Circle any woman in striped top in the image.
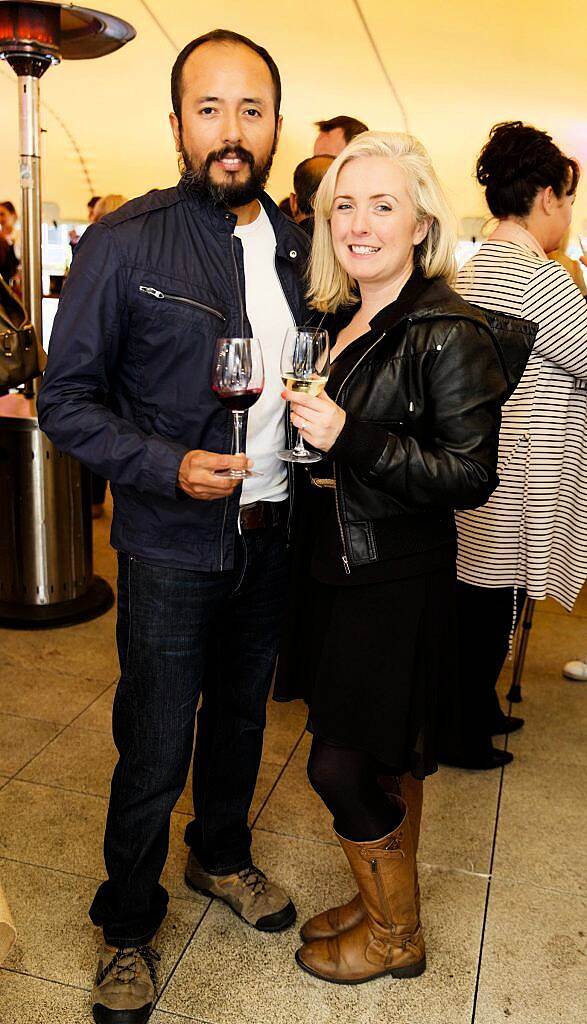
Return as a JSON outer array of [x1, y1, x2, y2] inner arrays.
[[439, 121, 587, 770]]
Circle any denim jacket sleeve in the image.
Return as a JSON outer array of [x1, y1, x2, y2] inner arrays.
[[37, 223, 188, 499]]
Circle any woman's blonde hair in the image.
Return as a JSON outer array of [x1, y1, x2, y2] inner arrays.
[[92, 194, 128, 222], [309, 131, 457, 312]]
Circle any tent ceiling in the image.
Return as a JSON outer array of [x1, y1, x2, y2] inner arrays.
[[1, 0, 586, 231]]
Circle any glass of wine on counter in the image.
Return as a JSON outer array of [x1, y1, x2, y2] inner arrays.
[[212, 337, 264, 478], [278, 326, 330, 464]]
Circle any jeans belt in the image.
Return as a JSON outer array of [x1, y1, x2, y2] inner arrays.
[[239, 500, 285, 531]]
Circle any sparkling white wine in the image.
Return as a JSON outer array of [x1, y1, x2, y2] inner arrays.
[[282, 375, 328, 397]]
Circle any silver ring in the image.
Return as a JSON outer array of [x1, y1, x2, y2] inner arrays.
[[300, 420, 307, 431]]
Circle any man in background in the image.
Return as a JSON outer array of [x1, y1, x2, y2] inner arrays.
[[290, 155, 334, 235], [313, 114, 368, 156]]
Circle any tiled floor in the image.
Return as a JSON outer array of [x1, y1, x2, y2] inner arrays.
[[0, 498, 585, 1023]]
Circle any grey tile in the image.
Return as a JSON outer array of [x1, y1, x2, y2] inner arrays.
[[0, 858, 206, 990], [0, 972, 90, 1023], [492, 759, 587, 896], [0, 713, 60, 774], [255, 733, 334, 844], [151, 1014, 206, 1024], [475, 879, 587, 1023], [0, 780, 206, 907], [502, 679, 587, 767], [515, 609, 587, 690], [0, 780, 107, 878], [262, 698, 307, 766], [151, 1015, 206, 1024], [0, 616, 119, 685], [75, 683, 115, 733], [160, 830, 486, 1024], [0, 660, 110, 726], [17, 723, 118, 797], [420, 766, 499, 875]]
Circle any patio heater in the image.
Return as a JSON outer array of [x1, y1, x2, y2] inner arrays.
[[0, 1, 135, 626]]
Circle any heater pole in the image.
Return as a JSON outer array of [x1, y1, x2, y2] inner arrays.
[[18, 73, 43, 385]]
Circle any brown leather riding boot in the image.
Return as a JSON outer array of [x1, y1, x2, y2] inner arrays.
[[300, 772, 424, 942], [300, 892, 364, 943], [296, 795, 426, 984]]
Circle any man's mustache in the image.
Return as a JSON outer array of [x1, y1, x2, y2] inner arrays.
[[205, 145, 255, 171]]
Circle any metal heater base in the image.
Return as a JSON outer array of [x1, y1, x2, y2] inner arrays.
[[0, 574, 114, 629]]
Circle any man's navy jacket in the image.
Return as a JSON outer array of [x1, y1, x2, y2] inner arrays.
[[38, 183, 309, 571]]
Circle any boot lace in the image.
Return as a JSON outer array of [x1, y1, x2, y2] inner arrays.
[[237, 866, 268, 897], [97, 944, 161, 997]]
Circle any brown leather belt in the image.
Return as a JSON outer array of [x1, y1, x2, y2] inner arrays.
[[239, 500, 286, 531]]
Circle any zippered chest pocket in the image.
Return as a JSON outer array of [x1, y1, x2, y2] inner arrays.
[[138, 284, 226, 323]]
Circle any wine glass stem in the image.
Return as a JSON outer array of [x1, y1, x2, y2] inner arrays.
[[292, 428, 308, 457], [232, 411, 245, 457]]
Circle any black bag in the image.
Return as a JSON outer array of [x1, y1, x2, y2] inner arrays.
[[0, 276, 46, 392]]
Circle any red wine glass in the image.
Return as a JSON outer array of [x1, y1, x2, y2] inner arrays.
[[212, 337, 264, 479]]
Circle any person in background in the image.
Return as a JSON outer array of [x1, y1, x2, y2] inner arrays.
[[313, 114, 368, 156], [0, 201, 20, 291], [68, 195, 102, 248], [39, 28, 308, 1023], [290, 155, 334, 235], [438, 121, 587, 770], [274, 130, 517, 985], [278, 196, 294, 218], [88, 194, 129, 519], [0, 233, 17, 286]]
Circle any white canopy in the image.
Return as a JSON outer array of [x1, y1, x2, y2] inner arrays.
[[1, 0, 586, 232]]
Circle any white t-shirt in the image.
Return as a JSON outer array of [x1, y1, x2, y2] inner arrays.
[[234, 203, 294, 504]]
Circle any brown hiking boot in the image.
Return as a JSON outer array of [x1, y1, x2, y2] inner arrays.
[[185, 851, 296, 931], [92, 940, 160, 1023], [295, 795, 425, 984]]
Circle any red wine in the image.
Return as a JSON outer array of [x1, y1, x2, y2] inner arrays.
[[212, 386, 263, 412]]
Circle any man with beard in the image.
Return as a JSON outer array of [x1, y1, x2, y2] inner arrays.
[[38, 29, 308, 1024]]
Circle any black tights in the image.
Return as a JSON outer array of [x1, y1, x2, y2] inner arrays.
[[307, 736, 402, 842]]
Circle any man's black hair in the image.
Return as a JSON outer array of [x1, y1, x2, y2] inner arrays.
[[293, 156, 334, 216], [171, 29, 281, 127], [315, 115, 368, 144], [87, 196, 101, 209]]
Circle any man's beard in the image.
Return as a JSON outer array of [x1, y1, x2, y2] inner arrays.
[[180, 140, 276, 208]]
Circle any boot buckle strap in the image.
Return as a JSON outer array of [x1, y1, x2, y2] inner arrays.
[[359, 847, 405, 861]]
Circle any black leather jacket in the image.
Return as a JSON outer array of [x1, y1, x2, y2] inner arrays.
[[319, 275, 536, 571]]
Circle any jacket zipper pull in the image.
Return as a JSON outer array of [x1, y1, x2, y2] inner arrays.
[[342, 555, 351, 575], [139, 286, 164, 299]]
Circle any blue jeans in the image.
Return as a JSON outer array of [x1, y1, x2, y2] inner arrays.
[[89, 520, 289, 947]]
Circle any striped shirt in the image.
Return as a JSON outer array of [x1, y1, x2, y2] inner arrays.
[[455, 239, 587, 611]]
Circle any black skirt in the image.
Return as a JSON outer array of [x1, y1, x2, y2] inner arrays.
[[274, 565, 458, 779]]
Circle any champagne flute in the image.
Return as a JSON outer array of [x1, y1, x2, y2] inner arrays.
[[212, 337, 264, 478], [278, 326, 330, 464]]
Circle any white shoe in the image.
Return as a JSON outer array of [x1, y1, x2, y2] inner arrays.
[[562, 656, 587, 681]]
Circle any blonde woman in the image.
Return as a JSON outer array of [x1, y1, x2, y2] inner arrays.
[[274, 131, 534, 984]]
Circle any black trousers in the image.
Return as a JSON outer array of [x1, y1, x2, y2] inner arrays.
[[440, 581, 526, 760]]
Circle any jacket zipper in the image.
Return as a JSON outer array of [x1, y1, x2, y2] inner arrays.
[[139, 285, 225, 321], [332, 331, 387, 574]]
